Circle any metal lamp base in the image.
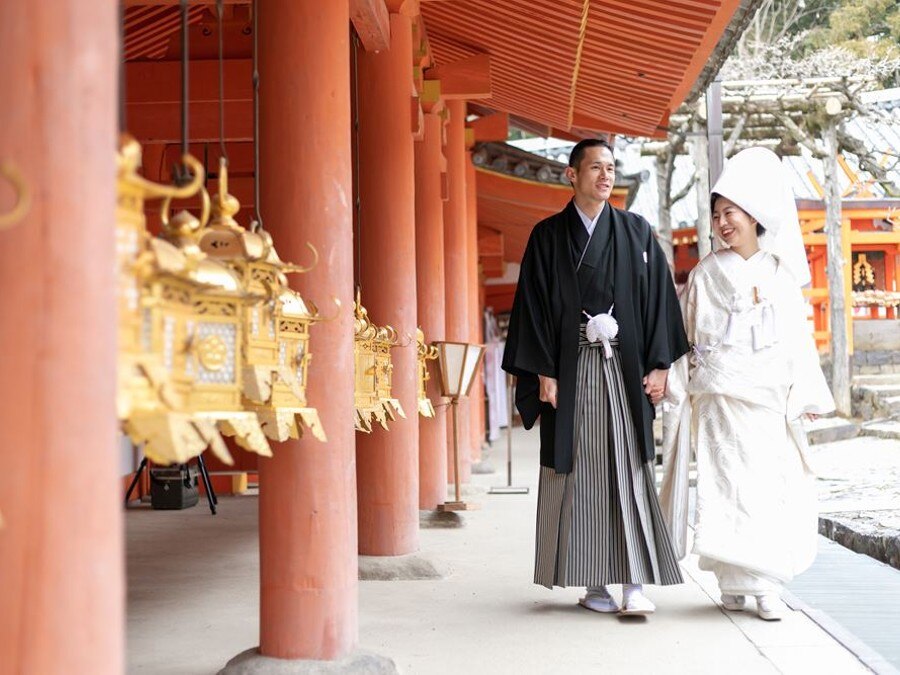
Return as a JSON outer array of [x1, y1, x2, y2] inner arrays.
[[488, 486, 529, 495], [437, 501, 479, 512]]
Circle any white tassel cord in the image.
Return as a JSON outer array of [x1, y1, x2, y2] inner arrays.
[[583, 305, 618, 359]]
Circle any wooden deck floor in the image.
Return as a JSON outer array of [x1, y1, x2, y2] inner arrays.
[[787, 536, 900, 675]]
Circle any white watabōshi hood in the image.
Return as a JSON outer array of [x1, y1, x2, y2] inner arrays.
[[711, 147, 811, 287]]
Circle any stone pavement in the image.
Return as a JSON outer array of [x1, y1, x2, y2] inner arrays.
[[127, 425, 874, 674], [813, 435, 900, 571]]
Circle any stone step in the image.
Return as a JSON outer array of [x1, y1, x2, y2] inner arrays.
[[885, 396, 900, 414], [806, 416, 861, 445], [852, 383, 900, 420], [853, 384, 900, 397], [860, 419, 900, 440], [852, 373, 900, 386], [854, 364, 900, 376]]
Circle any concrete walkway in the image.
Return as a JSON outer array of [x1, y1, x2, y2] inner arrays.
[[126, 427, 871, 674]]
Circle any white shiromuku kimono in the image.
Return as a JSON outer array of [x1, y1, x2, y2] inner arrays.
[[660, 248, 835, 594]]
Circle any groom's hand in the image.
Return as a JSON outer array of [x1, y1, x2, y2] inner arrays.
[[643, 369, 668, 405], [538, 375, 558, 409]]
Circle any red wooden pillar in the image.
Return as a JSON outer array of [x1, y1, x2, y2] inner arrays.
[[466, 153, 486, 461], [415, 109, 449, 510], [355, 12, 420, 556], [0, 3, 123, 673], [443, 99, 472, 484], [256, 0, 358, 660]]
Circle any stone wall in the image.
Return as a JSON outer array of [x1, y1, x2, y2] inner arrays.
[[854, 319, 900, 351]]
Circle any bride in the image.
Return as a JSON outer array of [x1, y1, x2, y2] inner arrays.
[[660, 147, 834, 621]]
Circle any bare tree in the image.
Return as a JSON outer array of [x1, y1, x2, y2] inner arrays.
[[641, 111, 699, 266]]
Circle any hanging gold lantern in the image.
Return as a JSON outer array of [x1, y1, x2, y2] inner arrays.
[[116, 135, 238, 467], [199, 159, 328, 443], [353, 292, 405, 431], [416, 328, 439, 418], [133, 178, 275, 465], [354, 294, 379, 432], [373, 324, 405, 425]]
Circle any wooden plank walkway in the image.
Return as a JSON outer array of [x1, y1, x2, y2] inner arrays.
[[786, 536, 900, 675]]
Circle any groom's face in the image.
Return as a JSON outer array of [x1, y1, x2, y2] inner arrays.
[[566, 146, 615, 204]]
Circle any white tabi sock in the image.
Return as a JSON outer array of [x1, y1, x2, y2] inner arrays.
[[623, 584, 643, 604]]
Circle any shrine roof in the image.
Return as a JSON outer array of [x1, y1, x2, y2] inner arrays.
[[421, 0, 760, 138]]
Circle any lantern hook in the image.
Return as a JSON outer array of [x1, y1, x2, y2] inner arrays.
[[311, 296, 342, 323], [283, 241, 319, 274]]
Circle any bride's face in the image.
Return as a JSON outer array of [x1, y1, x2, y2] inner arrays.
[[712, 197, 758, 250]]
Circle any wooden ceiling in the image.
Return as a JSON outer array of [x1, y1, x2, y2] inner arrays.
[[124, 1, 749, 138], [420, 0, 744, 138]]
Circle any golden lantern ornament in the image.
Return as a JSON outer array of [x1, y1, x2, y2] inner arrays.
[[373, 323, 406, 425], [353, 291, 404, 432], [416, 328, 439, 418], [199, 158, 328, 443], [353, 294, 380, 432], [116, 135, 239, 467]]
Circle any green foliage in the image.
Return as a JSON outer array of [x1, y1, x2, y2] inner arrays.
[[805, 0, 900, 59]]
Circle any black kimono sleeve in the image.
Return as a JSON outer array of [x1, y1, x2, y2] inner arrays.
[[502, 224, 558, 431], [502, 225, 557, 378], [642, 224, 690, 372]]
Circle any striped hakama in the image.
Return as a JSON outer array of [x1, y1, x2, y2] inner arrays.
[[534, 329, 683, 588]]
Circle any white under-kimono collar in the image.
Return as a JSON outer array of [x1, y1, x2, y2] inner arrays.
[[711, 147, 811, 287]]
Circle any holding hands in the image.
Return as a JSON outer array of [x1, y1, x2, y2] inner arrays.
[[643, 368, 668, 405]]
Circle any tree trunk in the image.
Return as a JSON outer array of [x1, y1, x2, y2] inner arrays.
[[692, 118, 713, 258], [823, 121, 851, 416], [655, 154, 674, 267]]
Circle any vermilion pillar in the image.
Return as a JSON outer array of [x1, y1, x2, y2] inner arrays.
[[257, 0, 357, 660], [0, 3, 123, 673], [466, 154, 486, 461], [443, 99, 472, 484], [415, 110, 448, 510], [355, 12, 420, 556]]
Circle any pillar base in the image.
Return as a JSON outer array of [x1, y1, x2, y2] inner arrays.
[[219, 648, 398, 675], [358, 552, 448, 581], [419, 509, 464, 529]]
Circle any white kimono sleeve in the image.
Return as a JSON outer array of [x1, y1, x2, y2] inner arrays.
[[659, 271, 697, 560]]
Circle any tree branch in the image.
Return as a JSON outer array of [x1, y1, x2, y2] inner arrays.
[[771, 110, 827, 158], [837, 126, 900, 198], [671, 173, 697, 204], [724, 113, 748, 156]]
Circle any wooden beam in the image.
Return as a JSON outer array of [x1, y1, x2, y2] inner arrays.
[[350, 0, 390, 52], [470, 112, 508, 142], [804, 231, 900, 246], [126, 100, 252, 144], [126, 60, 252, 103], [123, 0, 245, 4], [426, 53, 491, 100]]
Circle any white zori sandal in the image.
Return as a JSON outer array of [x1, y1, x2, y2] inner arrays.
[[619, 585, 655, 616], [579, 587, 620, 613], [721, 594, 746, 611], [755, 594, 785, 621]]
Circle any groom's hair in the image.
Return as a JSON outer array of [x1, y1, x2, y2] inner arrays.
[[568, 138, 615, 171], [711, 193, 767, 237]]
